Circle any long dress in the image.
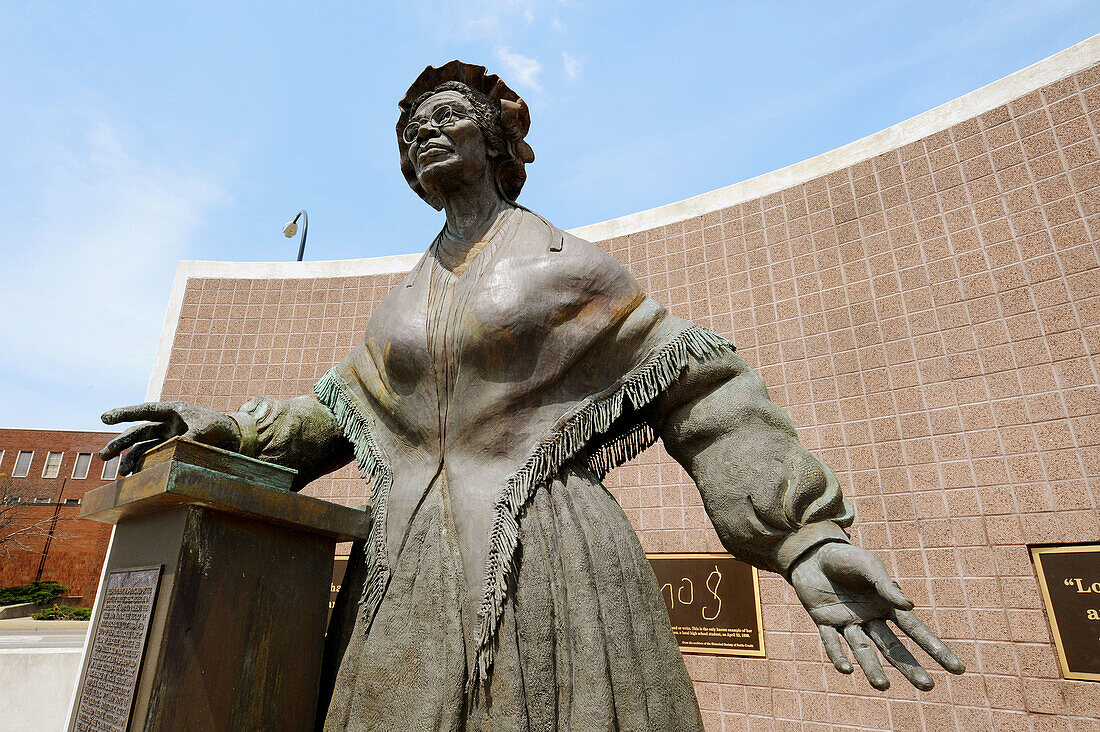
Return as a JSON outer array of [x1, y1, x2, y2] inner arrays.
[[238, 207, 854, 731]]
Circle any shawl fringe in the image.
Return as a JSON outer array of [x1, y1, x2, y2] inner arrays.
[[315, 368, 393, 627], [317, 328, 735, 693], [468, 325, 735, 691]]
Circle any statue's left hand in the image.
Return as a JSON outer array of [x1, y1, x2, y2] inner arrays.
[[99, 401, 240, 476], [789, 541, 965, 691]]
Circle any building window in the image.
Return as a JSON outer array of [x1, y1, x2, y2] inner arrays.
[[12, 451, 33, 478], [102, 455, 120, 481], [0, 450, 5, 471], [72, 453, 92, 480], [42, 452, 64, 479], [35, 497, 50, 504], [65, 498, 81, 506]]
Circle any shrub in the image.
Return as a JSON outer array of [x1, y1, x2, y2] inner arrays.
[[0, 580, 67, 606], [31, 605, 91, 620]]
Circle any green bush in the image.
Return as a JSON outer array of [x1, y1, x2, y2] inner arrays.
[[31, 604, 91, 620], [0, 580, 67, 606]]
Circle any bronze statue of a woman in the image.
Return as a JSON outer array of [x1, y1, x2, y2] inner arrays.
[[101, 61, 964, 730]]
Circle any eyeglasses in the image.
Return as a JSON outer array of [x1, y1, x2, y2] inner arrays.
[[402, 104, 475, 144]]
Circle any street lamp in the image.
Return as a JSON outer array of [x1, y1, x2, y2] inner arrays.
[[283, 210, 308, 261]]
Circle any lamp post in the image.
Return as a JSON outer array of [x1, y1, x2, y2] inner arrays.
[[283, 210, 308, 261]]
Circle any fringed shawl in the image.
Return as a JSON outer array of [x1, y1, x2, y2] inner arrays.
[[315, 209, 735, 689]]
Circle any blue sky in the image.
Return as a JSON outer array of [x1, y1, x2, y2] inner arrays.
[[1, 1, 1098, 431]]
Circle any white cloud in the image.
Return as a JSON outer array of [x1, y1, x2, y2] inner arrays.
[[562, 51, 581, 81], [0, 110, 228, 429], [495, 47, 543, 91], [463, 0, 540, 37]]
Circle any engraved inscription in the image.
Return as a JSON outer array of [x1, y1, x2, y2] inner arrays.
[[648, 554, 765, 657], [74, 566, 161, 731], [1033, 545, 1100, 681], [328, 555, 349, 626]]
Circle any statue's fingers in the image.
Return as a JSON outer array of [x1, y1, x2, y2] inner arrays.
[[866, 619, 933, 691], [843, 624, 889, 690], [101, 402, 181, 426], [874, 579, 914, 611], [818, 626, 853, 674], [119, 439, 163, 476], [100, 422, 171, 461], [892, 610, 965, 674]]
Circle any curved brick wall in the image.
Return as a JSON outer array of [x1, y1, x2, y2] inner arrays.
[[155, 49, 1100, 730]]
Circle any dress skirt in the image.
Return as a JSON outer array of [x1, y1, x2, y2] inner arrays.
[[320, 463, 704, 731]]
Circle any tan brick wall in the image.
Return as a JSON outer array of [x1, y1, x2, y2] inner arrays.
[[159, 64, 1100, 730]]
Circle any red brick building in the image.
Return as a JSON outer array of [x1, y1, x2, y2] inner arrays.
[[0, 428, 119, 605]]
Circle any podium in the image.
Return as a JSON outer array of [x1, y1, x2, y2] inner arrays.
[[67, 438, 372, 732]]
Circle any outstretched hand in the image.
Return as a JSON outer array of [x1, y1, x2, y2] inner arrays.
[[100, 401, 240, 476], [789, 541, 964, 691]]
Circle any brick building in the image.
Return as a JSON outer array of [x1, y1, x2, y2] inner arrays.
[[0, 428, 119, 605], [132, 36, 1100, 730]]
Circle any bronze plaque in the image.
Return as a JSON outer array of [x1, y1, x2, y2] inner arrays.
[[1032, 544, 1100, 681], [648, 553, 764, 657], [328, 555, 350, 625], [74, 565, 162, 731]]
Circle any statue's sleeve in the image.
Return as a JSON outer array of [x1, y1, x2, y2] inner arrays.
[[229, 395, 354, 492], [647, 346, 854, 576]]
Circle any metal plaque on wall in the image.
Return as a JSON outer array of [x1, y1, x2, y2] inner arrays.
[[329, 555, 350, 625], [73, 565, 163, 731], [647, 553, 765, 657], [1032, 544, 1100, 681]]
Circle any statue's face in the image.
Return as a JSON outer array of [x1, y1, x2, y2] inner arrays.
[[406, 91, 490, 196]]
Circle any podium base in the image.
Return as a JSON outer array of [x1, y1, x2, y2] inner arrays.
[[68, 439, 371, 732]]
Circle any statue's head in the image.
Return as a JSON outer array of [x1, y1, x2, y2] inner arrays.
[[398, 61, 535, 210]]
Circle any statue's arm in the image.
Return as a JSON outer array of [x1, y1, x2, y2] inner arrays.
[[648, 348, 852, 575], [648, 347, 964, 690], [100, 396, 353, 492], [230, 395, 354, 491]]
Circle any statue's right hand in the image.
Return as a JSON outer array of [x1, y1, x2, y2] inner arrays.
[[100, 401, 241, 476]]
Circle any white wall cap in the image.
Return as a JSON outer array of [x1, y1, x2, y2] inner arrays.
[[570, 33, 1100, 242]]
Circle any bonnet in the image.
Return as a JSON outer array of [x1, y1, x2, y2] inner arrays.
[[397, 60, 535, 210]]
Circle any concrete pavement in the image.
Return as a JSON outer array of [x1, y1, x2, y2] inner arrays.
[[0, 617, 88, 649], [0, 618, 87, 730]]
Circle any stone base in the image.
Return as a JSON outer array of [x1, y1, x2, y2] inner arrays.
[[68, 439, 371, 731]]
